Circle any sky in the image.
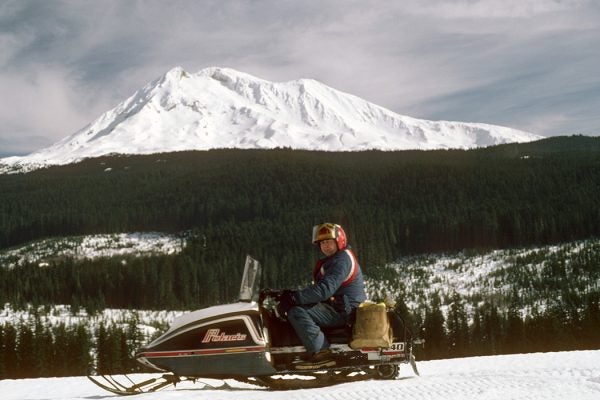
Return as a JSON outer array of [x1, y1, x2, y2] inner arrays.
[[1, 0, 599, 157]]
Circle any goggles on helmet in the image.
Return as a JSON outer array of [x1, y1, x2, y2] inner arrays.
[[311, 223, 347, 250]]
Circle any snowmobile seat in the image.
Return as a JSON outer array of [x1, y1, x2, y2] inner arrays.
[[322, 324, 353, 344]]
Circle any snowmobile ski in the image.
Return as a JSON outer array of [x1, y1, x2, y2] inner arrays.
[[87, 373, 187, 395]]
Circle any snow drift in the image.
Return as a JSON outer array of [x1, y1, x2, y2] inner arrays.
[[1, 350, 599, 400]]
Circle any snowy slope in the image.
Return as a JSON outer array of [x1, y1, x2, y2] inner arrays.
[[368, 241, 599, 316], [3, 232, 597, 322], [2, 350, 599, 400], [0, 232, 187, 268], [0, 66, 542, 171]]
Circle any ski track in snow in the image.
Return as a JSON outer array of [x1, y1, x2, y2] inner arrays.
[[2, 350, 600, 400]]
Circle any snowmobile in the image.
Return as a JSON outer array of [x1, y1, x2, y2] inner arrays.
[[88, 255, 420, 395]]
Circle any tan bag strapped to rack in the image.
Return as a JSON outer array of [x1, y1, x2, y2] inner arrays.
[[349, 301, 393, 349]]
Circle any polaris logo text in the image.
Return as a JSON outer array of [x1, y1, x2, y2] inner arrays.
[[202, 329, 247, 343]]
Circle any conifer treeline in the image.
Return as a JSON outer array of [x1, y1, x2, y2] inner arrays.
[[1, 136, 600, 376], [0, 316, 146, 379], [391, 240, 600, 359], [2, 136, 600, 262], [0, 250, 247, 311], [415, 291, 600, 360], [2, 137, 600, 310], [1, 291, 599, 378]]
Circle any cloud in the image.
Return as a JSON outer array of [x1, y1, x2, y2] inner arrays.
[[0, 66, 112, 147], [0, 0, 599, 155], [404, 0, 589, 20], [0, 135, 50, 157]]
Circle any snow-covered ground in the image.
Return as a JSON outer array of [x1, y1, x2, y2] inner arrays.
[[0, 303, 183, 338], [1, 350, 599, 400], [3, 233, 599, 327], [366, 238, 600, 319], [0, 232, 187, 268]]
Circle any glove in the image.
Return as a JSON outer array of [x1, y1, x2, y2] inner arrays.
[[277, 290, 297, 315]]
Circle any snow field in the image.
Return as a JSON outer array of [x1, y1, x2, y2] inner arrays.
[[0, 232, 186, 268], [1, 350, 599, 400]]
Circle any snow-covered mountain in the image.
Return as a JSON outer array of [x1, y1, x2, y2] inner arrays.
[[0, 66, 542, 170]]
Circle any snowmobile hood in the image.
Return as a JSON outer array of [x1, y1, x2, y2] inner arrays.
[[165, 302, 258, 334]]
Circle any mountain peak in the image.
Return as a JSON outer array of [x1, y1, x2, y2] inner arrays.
[[163, 66, 190, 81], [0, 66, 543, 172]]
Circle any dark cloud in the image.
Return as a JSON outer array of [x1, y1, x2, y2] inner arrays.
[[0, 134, 53, 157], [1, 0, 599, 156]]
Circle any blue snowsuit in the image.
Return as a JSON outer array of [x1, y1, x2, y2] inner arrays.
[[287, 248, 367, 353]]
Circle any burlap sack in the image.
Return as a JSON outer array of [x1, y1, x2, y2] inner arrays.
[[350, 302, 393, 349]]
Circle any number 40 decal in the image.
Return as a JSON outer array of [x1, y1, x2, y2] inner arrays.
[[389, 342, 405, 351]]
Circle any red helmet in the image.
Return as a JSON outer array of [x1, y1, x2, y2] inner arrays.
[[311, 223, 347, 250]]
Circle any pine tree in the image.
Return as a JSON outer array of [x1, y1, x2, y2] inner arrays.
[[446, 291, 469, 358], [503, 303, 525, 354], [2, 323, 18, 378], [470, 306, 485, 356], [16, 321, 35, 378], [421, 293, 447, 360], [52, 323, 69, 377], [33, 316, 54, 377], [0, 324, 5, 378], [580, 293, 600, 349], [124, 314, 145, 372], [69, 324, 92, 375], [482, 303, 502, 355], [95, 323, 111, 375]]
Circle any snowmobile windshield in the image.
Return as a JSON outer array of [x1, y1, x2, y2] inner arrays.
[[239, 255, 261, 302]]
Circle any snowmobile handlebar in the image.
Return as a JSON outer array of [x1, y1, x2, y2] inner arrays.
[[258, 289, 291, 321], [258, 288, 284, 306]]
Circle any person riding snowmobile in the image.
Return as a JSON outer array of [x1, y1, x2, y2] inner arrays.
[[278, 223, 367, 369]]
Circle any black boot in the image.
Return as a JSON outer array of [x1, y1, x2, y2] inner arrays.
[[294, 348, 336, 370]]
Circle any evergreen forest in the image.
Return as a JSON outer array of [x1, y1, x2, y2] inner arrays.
[[1, 135, 600, 377]]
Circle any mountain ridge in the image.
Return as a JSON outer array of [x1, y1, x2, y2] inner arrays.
[[1, 66, 542, 171]]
